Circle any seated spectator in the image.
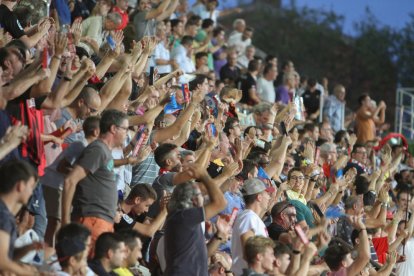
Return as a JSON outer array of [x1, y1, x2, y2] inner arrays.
[[171, 35, 195, 74], [268, 201, 297, 241], [257, 63, 278, 103], [241, 236, 275, 276], [302, 78, 322, 121], [220, 50, 241, 87], [238, 59, 261, 106], [271, 241, 292, 276], [0, 160, 39, 275], [228, 26, 254, 57], [343, 144, 369, 175], [115, 229, 147, 276], [55, 238, 87, 276], [88, 232, 126, 276], [237, 45, 255, 71]]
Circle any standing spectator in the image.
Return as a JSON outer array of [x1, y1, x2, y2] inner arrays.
[[238, 59, 260, 106], [62, 110, 129, 250], [257, 63, 278, 103], [302, 78, 322, 121], [228, 18, 246, 39], [319, 121, 334, 143], [274, 60, 294, 87], [323, 84, 346, 133], [211, 26, 227, 77], [169, 19, 185, 49], [237, 45, 255, 71], [154, 23, 176, 74], [231, 178, 274, 275], [164, 165, 227, 276], [220, 50, 241, 87], [170, 0, 188, 22], [171, 35, 195, 74], [0, 160, 39, 275], [267, 201, 297, 241], [195, 52, 209, 74], [343, 144, 369, 175], [228, 26, 254, 57], [0, 0, 52, 48], [275, 71, 295, 105], [132, 0, 172, 41], [355, 94, 386, 143], [55, 238, 88, 276], [241, 236, 276, 276]]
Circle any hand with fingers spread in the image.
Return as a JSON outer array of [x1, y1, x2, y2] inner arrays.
[[54, 32, 68, 57], [185, 164, 208, 180], [2, 123, 29, 148], [135, 145, 152, 164], [222, 162, 239, 178], [348, 215, 365, 230], [71, 18, 82, 46]]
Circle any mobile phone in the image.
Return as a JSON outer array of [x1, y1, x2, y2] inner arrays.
[[42, 48, 48, 69], [181, 83, 190, 103], [148, 66, 154, 86], [280, 121, 288, 136], [294, 224, 309, 245], [205, 123, 217, 137]]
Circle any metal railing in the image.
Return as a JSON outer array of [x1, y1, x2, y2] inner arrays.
[[395, 88, 414, 139]]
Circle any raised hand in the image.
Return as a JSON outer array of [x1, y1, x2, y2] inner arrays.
[[71, 18, 82, 46], [54, 32, 68, 57], [2, 122, 29, 147]]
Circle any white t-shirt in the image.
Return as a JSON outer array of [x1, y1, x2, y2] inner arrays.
[[153, 42, 172, 74], [171, 44, 195, 74], [397, 237, 414, 276], [236, 55, 250, 70], [228, 32, 252, 56], [257, 77, 275, 102], [231, 209, 268, 275]]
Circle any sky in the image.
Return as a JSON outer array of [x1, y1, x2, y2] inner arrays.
[[189, 0, 414, 36]]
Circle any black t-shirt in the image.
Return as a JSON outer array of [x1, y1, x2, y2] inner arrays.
[[0, 199, 17, 259], [220, 64, 241, 86], [164, 207, 208, 276], [238, 73, 256, 105], [0, 4, 25, 38], [267, 222, 287, 241], [302, 90, 321, 115]]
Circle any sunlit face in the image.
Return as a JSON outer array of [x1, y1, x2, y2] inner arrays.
[[281, 206, 297, 230], [289, 171, 305, 193], [398, 192, 409, 210], [139, 0, 152, 11], [352, 147, 368, 164], [260, 247, 276, 273], [181, 154, 196, 168], [282, 157, 295, 175]]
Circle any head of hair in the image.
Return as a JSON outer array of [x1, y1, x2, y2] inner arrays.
[[94, 232, 123, 260], [106, 12, 122, 26], [303, 123, 316, 133], [56, 223, 91, 244], [358, 93, 370, 106], [252, 102, 272, 115], [287, 167, 303, 180], [187, 15, 201, 25], [83, 116, 100, 138], [244, 236, 275, 265], [307, 78, 317, 87], [243, 126, 256, 138], [245, 26, 254, 33], [154, 143, 178, 167], [265, 55, 276, 63], [181, 35, 194, 46], [344, 195, 359, 210], [168, 181, 199, 212], [273, 241, 292, 257], [232, 18, 245, 28], [263, 63, 275, 76], [180, 150, 195, 159], [13, 7, 32, 28], [0, 160, 38, 195], [223, 117, 239, 136], [247, 59, 260, 72], [212, 26, 224, 37], [170, 19, 183, 29], [334, 130, 348, 144], [354, 175, 370, 195], [195, 52, 208, 60], [324, 239, 352, 271], [238, 159, 257, 181], [99, 109, 128, 135], [189, 74, 208, 91], [126, 184, 157, 202], [351, 144, 366, 155], [202, 18, 214, 29], [117, 229, 141, 250]]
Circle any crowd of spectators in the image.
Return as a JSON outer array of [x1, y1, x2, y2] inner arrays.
[[0, 0, 412, 275]]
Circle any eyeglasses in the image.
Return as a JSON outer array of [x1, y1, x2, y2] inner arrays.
[[290, 176, 304, 181], [116, 125, 129, 131], [284, 163, 294, 168], [84, 102, 97, 113]]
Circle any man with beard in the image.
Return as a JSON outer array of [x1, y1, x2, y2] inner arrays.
[[267, 201, 297, 241], [147, 143, 193, 218]]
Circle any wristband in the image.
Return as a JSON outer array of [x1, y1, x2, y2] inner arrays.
[[224, 270, 232, 274], [52, 55, 61, 60], [292, 249, 300, 255], [63, 76, 72, 82]]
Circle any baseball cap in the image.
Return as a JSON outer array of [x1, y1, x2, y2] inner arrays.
[[56, 238, 85, 261], [241, 178, 275, 196]]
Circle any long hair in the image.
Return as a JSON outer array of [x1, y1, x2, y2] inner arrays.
[[167, 181, 198, 212]]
